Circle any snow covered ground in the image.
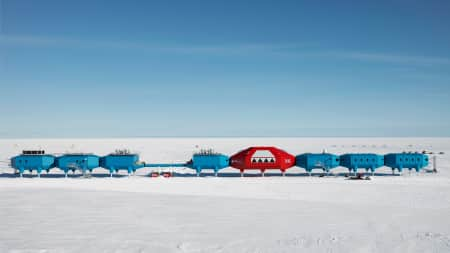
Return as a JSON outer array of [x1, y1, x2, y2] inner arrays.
[[0, 138, 449, 253]]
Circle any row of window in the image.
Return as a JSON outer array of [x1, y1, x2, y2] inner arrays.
[[17, 160, 86, 164], [71, 160, 86, 163], [352, 158, 379, 163], [251, 158, 276, 163], [399, 158, 422, 162], [349, 158, 424, 163]]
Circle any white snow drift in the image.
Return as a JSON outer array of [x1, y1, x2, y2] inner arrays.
[[0, 138, 449, 253]]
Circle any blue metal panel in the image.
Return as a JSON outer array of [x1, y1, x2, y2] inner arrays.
[[339, 153, 384, 172], [55, 154, 100, 173], [295, 153, 340, 172], [384, 153, 429, 172], [11, 154, 56, 175], [100, 154, 145, 173], [188, 154, 229, 174]]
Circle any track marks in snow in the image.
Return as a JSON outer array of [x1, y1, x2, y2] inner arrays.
[[176, 241, 226, 253], [415, 232, 450, 250], [276, 235, 346, 252]]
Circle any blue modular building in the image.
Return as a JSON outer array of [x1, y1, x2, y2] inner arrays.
[[55, 154, 100, 176], [384, 153, 429, 172], [295, 153, 340, 174], [186, 151, 230, 176], [11, 150, 55, 177], [339, 153, 384, 174], [100, 150, 145, 176]]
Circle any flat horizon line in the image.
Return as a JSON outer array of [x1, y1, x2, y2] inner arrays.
[[0, 136, 449, 139]]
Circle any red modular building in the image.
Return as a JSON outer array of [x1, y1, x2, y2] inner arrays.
[[230, 146, 295, 175]]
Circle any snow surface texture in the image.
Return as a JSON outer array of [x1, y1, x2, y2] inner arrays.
[[0, 138, 449, 253]]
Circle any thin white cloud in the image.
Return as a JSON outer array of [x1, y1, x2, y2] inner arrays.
[[326, 51, 450, 65], [0, 34, 302, 54], [1, 34, 449, 66]]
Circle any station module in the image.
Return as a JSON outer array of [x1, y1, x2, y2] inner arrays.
[[384, 152, 429, 173], [99, 149, 145, 176], [296, 153, 340, 175], [55, 154, 100, 177], [339, 153, 384, 175], [186, 149, 229, 176], [11, 150, 55, 177], [230, 146, 295, 176]]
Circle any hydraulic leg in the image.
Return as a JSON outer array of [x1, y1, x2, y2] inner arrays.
[[214, 167, 219, 177]]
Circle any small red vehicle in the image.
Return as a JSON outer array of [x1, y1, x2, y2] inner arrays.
[[151, 171, 172, 178], [162, 171, 172, 178]]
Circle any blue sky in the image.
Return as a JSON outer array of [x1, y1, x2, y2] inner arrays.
[[1, 0, 450, 137]]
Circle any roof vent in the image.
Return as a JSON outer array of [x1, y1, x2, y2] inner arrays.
[[22, 150, 45, 155]]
